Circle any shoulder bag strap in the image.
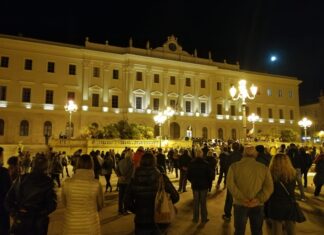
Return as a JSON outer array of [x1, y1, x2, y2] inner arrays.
[[279, 181, 290, 196]]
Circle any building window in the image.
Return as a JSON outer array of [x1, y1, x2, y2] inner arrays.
[[202, 127, 208, 139], [113, 69, 119, 79], [170, 76, 176, 85], [92, 94, 99, 107], [170, 99, 176, 109], [135, 97, 142, 109], [217, 82, 222, 91], [185, 101, 191, 113], [288, 90, 293, 98], [45, 90, 54, 104], [0, 119, 4, 136], [200, 102, 206, 114], [153, 98, 159, 111], [185, 78, 191, 87], [22, 88, 31, 102], [154, 74, 159, 83], [24, 59, 33, 70], [43, 121, 52, 137], [47, 62, 55, 73], [231, 129, 237, 140], [290, 110, 294, 120], [230, 105, 236, 116], [93, 67, 100, 77], [217, 104, 223, 115], [279, 109, 284, 119], [257, 107, 261, 116], [0, 56, 9, 68], [0, 86, 7, 101], [268, 108, 273, 118], [20, 120, 29, 136], [201, 79, 206, 88], [112, 95, 118, 108], [136, 72, 143, 81], [218, 128, 223, 139], [67, 92, 75, 100], [278, 89, 283, 97], [267, 88, 272, 96], [69, 64, 76, 75]]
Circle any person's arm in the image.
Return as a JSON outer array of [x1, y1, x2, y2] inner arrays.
[[255, 168, 274, 203], [226, 166, 247, 203], [163, 174, 179, 204], [45, 180, 57, 215]]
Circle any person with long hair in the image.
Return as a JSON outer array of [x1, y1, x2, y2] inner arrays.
[[61, 154, 104, 235], [266, 153, 299, 235]]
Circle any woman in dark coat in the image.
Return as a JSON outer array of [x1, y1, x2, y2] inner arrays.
[[313, 148, 324, 196], [125, 151, 179, 235], [266, 153, 299, 235]]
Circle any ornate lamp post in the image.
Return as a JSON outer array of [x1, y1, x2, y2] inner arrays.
[[154, 112, 167, 147], [298, 117, 312, 142], [163, 106, 175, 139], [229, 80, 258, 142], [248, 113, 259, 138], [64, 100, 78, 139]]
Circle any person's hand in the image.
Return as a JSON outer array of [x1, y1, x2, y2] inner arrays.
[[247, 198, 260, 208]]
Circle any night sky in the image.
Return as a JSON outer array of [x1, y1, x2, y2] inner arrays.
[[1, 0, 323, 105]]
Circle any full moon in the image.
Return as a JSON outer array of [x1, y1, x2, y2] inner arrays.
[[270, 56, 277, 62]]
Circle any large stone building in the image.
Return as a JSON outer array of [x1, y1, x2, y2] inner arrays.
[[0, 34, 301, 145], [300, 90, 324, 140]]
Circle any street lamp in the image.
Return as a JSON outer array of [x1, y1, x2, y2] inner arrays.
[[229, 80, 258, 141], [154, 112, 167, 147], [248, 113, 259, 138], [64, 100, 78, 139], [163, 106, 175, 139], [298, 117, 312, 142]]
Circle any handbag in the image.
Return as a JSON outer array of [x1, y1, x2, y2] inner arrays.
[[154, 174, 176, 224], [279, 181, 306, 223]]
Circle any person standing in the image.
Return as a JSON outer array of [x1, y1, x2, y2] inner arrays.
[[205, 150, 217, 192], [222, 142, 243, 222], [5, 154, 57, 235], [266, 153, 300, 235], [0, 147, 11, 235], [156, 147, 167, 174], [102, 152, 114, 192], [60, 151, 70, 177], [313, 147, 324, 196], [61, 154, 104, 235], [187, 147, 213, 223], [216, 146, 230, 190], [178, 149, 192, 192], [227, 145, 273, 235]]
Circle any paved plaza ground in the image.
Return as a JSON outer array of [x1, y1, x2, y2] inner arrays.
[[48, 169, 324, 235]]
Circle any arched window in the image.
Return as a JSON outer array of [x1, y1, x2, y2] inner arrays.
[[0, 119, 4, 136], [170, 122, 180, 139], [186, 126, 192, 138], [202, 127, 208, 139], [20, 120, 29, 136], [218, 128, 223, 140], [231, 128, 237, 140], [43, 121, 52, 137]]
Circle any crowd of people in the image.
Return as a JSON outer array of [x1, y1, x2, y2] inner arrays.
[[0, 141, 323, 235]]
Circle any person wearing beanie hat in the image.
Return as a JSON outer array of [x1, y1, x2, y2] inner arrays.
[[226, 145, 273, 235]]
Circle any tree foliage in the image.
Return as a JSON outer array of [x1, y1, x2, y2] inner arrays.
[[280, 129, 298, 142]]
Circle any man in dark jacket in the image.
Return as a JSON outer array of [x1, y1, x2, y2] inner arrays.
[[216, 146, 230, 190], [0, 147, 11, 235], [256, 145, 272, 167], [156, 148, 167, 173], [187, 147, 213, 223], [178, 149, 192, 192], [222, 142, 243, 222], [5, 154, 57, 235]]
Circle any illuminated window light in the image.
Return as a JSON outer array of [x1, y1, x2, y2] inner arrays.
[[195, 112, 200, 117], [216, 115, 224, 120], [202, 113, 208, 117], [0, 101, 8, 108], [239, 116, 242, 120], [43, 104, 54, 110], [290, 120, 294, 124], [268, 118, 274, 123], [225, 115, 230, 120], [147, 109, 152, 114], [279, 119, 285, 124], [180, 111, 184, 116], [102, 107, 109, 112], [259, 118, 263, 122], [128, 107, 133, 113], [114, 108, 120, 114], [187, 112, 194, 116], [82, 105, 88, 111], [25, 103, 32, 109], [233, 116, 237, 120]]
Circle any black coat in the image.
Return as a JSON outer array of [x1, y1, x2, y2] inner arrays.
[[0, 167, 11, 234], [5, 172, 57, 235], [224, 150, 242, 173], [125, 166, 179, 225], [187, 158, 213, 190], [266, 179, 296, 221], [314, 155, 324, 185], [205, 156, 217, 180]]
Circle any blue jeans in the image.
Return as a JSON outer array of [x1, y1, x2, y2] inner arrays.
[[234, 205, 264, 235], [192, 189, 208, 222], [224, 189, 233, 217]]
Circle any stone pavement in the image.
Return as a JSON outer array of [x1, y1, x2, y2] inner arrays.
[[48, 171, 324, 235]]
